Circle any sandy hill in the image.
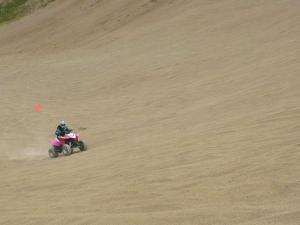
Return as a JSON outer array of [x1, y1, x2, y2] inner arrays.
[[0, 0, 299, 224]]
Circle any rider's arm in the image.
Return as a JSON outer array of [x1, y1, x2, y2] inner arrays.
[[66, 126, 72, 133], [55, 129, 61, 137]]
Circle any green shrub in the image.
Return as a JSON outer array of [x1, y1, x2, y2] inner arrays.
[[0, 0, 28, 23], [0, 0, 54, 24]]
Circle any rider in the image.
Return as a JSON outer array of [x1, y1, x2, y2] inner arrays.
[[55, 120, 72, 139]]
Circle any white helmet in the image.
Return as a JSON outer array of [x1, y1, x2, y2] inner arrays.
[[59, 120, 66, 126]]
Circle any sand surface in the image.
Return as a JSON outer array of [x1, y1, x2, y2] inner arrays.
[[0, 0, 300, 224]]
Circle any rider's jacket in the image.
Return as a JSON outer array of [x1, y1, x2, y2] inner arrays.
[[55, 125, 71, 138]]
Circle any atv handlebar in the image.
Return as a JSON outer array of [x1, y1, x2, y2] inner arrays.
[[66, 129, 73, 134]]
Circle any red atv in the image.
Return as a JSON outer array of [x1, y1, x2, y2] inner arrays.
[[48, 131, 87, 158]]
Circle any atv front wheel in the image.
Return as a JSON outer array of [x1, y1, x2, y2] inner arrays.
[[78, 140, 87, 151], [62, 144, 72, 156], [48, 147, 58, 158]]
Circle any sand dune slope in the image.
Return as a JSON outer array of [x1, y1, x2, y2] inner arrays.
[[0, 0, 300, 224]]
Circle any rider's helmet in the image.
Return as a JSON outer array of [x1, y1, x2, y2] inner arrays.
[[59, 120, 66, 127]]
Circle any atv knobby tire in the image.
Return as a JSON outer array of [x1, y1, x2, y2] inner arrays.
[[62, 144, 72, 156], [78, 140, 87, 151], [49, 147, 58, 158]]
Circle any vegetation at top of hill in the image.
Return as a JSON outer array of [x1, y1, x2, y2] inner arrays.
[[0, 0, 54, 24]]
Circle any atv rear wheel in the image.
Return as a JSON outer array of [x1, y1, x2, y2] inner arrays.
[[48, 147, 58, 158], [62, 144, 72, 156], [78, 140, 87, 151]]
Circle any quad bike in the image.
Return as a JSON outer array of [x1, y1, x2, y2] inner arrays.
[[48, 130, 87, 158]]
